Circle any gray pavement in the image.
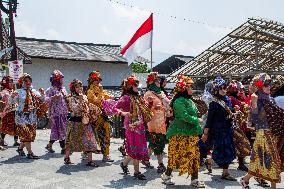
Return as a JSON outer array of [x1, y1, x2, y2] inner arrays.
[[0, 129, 283, 189]]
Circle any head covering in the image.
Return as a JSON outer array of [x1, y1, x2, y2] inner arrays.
[[227, 80, 238, 92], [121, 75, 139, 94], [50, 70, 64, 88], [271, 75, 284, 94], [250, 73, 272, 100], [202, 80, 215, 106], [18, 73, 32, 89], [88, 71, 102, 82], [147, 72, 162, 94], [250, 73, 272, 90], [173, 75, 194, 95], [146, 72, 159, 85], [212, 76, 226, 95], [1, 76, 13, 90], [69, 79, 83, 95]]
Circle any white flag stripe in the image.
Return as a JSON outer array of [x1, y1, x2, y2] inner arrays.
[[123, 30, 152, 65]]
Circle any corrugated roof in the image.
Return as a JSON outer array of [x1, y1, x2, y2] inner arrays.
[[167, 17, 284, 83], [15, 37, 150, 64], [153, 55, 194, 74]]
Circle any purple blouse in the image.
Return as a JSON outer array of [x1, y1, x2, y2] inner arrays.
[[45, 86, 68, 116]]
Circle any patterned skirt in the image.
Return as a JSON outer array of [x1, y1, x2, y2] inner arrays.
[[168, 135, 200, 176], [233, 127, 251, 158], [148, 132, 166, 155], [0, 111, 16, 136], [65, 121, 97, 153], [125, 126, 149, 161], [49, 115, 67, 141], [248, 129, 281, 183], [16, 124, 37, 142], [92, 115, 111, 156]]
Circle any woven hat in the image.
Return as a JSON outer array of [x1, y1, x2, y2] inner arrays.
[[173, 75, 194, 94]]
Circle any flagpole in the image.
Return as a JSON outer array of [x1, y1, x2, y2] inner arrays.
[[150, 45, 153, 71], [150, 13, 153, 72]]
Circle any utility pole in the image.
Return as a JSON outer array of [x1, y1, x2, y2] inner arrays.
[[8, 0, 17, 60], [0, 0, 18, 60]]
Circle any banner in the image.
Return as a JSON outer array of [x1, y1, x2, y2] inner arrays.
[[8, 60, 23, 82]]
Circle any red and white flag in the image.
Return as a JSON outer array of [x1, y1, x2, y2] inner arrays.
[[121, 13, 153, 65]]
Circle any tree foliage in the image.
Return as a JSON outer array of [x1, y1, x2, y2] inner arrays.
[[131, 63, 150, 73]]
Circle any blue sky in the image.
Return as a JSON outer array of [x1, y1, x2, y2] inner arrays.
[[7, 0, 283, 64]]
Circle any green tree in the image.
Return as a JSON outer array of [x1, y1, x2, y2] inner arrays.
[[131, 63, 150, 73]]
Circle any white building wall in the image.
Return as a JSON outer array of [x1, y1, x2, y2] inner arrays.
[[23, 58, 132, 90]]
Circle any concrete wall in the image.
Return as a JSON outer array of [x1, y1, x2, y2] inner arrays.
[[23, 58, 132, 90]]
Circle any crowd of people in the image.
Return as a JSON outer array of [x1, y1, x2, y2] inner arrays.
[[0, 70, 283, 189]]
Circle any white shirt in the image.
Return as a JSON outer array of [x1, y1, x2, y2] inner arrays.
[[274, 96, 284, 110]]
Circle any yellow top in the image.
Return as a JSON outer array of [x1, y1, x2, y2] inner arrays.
[[87, 84, 111, 109]]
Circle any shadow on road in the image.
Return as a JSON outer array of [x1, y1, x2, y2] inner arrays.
[[56, 161, 101, 175], [0, 155, 37, 164], [103, 166, 162, 188]]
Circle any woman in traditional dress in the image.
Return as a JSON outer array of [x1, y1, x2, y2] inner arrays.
[[161, 75, 204, 188], [200, 80, 215, 173], [202, 76, 236, 181], [271, 75, 284, 173], [0, 76, 19, 147], [227, 80, 250, 172], [240, 73, 281, 189], [113, 75, 150, 180], [11, 73, 45, 159], [86, 71, 114, 162], [45, 70, 68, 154], [64, 79, 99, 167], [143, 72, 170, 173]]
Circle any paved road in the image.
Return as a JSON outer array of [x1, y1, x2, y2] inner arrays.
[[0, 129, 283, 189]]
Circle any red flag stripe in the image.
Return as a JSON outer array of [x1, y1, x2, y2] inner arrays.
[[121, 13, 153, 55]]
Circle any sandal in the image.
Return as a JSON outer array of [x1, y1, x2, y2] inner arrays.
[[221, 174, 237, 181], [64, 157, 73, 165], [86, 161, 99, 167], [120, 162, 129, 175], [16, 147, 26, 156], [254, 177, 269, 187], [134, 172, 147, 180], [191, 179, 206, 188], [141, 160, 154, 169], [157, 163, 166, 173], [161, 173, 175, 185], [27, 153, 40, 159], [239, 177, 250, 189], [45, 145, 55, 153]]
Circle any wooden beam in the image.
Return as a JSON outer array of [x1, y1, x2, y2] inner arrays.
[[229, 34, 284, 46]]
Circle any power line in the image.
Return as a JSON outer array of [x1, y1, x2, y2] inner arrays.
[[106, 0, 234, 30]]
